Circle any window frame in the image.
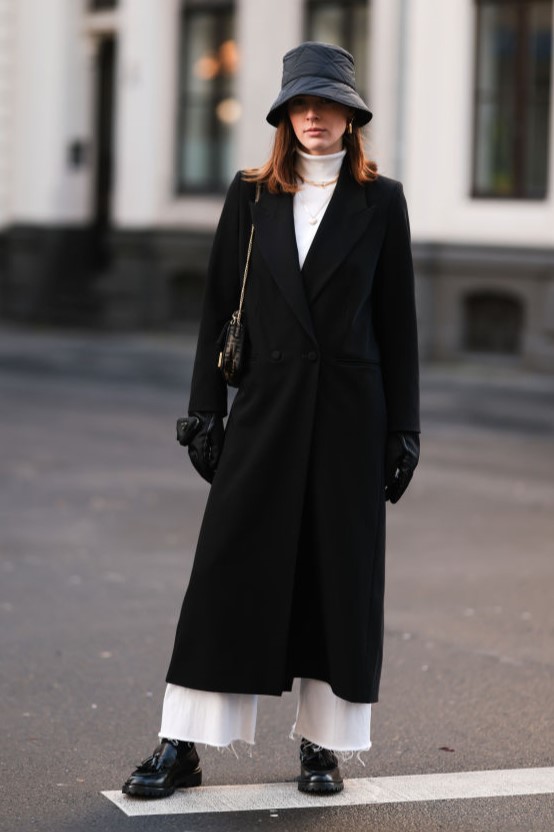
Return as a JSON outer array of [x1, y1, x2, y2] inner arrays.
[[175, 0, 237, 196], [470, 0, 553, 200], [303, 0, 369, 56]]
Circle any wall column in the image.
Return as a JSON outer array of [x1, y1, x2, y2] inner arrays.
[[236, 0, 302, 169]]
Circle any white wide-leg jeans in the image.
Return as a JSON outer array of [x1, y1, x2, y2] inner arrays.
[[159, 679, 372, 753]]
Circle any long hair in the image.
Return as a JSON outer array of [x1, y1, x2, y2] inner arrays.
[[242, 115, 378, 194]]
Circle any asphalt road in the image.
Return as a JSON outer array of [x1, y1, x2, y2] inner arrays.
[[1, 326, 553, 832]]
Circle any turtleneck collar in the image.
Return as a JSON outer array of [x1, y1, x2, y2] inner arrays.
[[295, 147, 346, 184]]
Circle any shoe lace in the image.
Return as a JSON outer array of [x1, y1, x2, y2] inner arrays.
[[300, 739, 338, 769]]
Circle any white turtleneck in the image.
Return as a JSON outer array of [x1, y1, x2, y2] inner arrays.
[[293, 147, 346, 269]]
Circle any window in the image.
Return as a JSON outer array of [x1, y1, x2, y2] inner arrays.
[[463, 292, 525, 353], [305, 0, 370, 98], [176, 0, 238, 193], [88, 0, 118, 10], [472, 0, 553, 199]]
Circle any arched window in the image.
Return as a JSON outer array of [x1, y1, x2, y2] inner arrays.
[[463, 291, 525, 353]]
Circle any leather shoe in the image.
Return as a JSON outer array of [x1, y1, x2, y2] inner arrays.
[[122, 738, 202, 798], [298, 737, 344, 794]]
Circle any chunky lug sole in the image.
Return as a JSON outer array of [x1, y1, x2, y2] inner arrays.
[[298, 776, 344, 794], [122, 766, 202, 798]]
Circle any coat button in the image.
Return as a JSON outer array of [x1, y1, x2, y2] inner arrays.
[[271, 349, 282, 360], [307, 351, 318, 362]]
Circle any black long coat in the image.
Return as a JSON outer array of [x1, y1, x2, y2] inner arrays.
[[166, 158, 420, 704]]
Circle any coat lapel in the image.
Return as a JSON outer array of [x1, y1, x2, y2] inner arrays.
[[301, 161, 376, 304], [251, 189, 317, 344]]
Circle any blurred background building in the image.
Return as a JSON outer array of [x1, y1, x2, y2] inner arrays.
[[0, 0, 553, 369]]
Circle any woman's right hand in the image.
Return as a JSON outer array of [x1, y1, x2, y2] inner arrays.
[[176, 411, 225, 483]]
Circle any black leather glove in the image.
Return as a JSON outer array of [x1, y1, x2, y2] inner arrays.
[[175, 411, 225, 483], [384, 431, 420, 504]]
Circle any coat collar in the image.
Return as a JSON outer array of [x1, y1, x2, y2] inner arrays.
[[251, 159, 376, 344], [250, 179, 315, 343], [301, 158, 377, 303]]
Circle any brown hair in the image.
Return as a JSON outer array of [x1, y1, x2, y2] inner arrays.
[[242, 115, 378, 194]]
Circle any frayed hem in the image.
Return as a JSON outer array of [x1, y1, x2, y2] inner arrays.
[[212, 740, 254, 759], [158, 733, 255, 758], [336, 748, 371, 767], [289, 728, 372, 766]]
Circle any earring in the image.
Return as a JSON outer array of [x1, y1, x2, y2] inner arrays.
[[347, 119, 354, 135]]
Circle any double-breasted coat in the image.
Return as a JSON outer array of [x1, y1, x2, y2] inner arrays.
[[166, 157, 420, 704]]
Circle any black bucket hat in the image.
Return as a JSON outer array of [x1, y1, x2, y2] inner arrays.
[[266, 41, 372, 127]]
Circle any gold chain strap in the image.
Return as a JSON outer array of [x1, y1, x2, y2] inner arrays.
[[235, 182, 261, 325]]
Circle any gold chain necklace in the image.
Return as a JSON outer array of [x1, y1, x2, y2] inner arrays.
[[296, 173, 339, 188]]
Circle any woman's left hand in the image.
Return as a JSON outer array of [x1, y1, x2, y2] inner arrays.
[[384, 432, 420, 503]]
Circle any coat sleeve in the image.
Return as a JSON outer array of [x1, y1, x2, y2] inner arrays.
[[373, 181, 420, 433], [187, 171, 244, 416]]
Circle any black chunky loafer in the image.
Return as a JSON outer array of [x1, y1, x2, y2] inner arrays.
[[298, 737, 344, 794], [122, 738, 202, 798]]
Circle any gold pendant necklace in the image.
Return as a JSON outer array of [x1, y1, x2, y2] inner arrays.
[[297, 188, 334, 226]]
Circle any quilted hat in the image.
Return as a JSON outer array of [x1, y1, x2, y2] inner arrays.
[[266, 41, 372, 127]]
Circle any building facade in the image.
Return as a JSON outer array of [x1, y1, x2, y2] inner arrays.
[[0, 0, 553, 369]]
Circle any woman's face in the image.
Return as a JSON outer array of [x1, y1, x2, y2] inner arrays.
[[287, 95, 353, 155]]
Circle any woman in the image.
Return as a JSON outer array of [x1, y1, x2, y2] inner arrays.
[[122, 41, 420, 798]]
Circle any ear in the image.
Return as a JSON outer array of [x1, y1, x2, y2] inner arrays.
[[343, 108, 355, 127]]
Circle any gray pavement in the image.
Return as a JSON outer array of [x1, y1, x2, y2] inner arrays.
[[1, 324, 553, 832]]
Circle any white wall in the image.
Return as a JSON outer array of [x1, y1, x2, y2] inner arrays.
[[11, 0, 91, 223], [369, 0, 409, 180], [236, 0, 303, 169], [114, 0, 176, 227], [0, 0, 16, 228]]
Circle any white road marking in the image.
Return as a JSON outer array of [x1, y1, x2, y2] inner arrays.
[[103, 767, 554, 816]]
